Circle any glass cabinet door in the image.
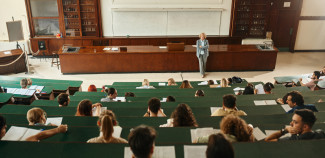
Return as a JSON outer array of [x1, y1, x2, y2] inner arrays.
[[62, 0, 81, 37]]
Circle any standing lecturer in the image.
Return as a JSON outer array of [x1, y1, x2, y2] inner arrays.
[[196, 33, 209, 78]]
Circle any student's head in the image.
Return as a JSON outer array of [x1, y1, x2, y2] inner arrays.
[[220, 114, 253, 142], [125, 92, 136, 98], [88, 84, 97, 92], [148, 98, 161, 115], [27, 108, 47, 125], [219, 78, 228, 87], [313, 71, 321, 79], [142, 79, 150, 86], [199, 32, 207, 40], [105, 88, 117, 98], [171, 103, 198, 127], [57, 93, 70, 107], [287, 91, 304, 107], [322, 66, 325, 73], [206, 133, 234, 158], [0, 115, 7, 139], [195, 90, 205, 97], [166, 96, 176, 102], [27, 78, 32, 85], [291, 109, 317, 134], [128, 125, 156, 158], [243, 85, 254, 95], [20, 78, 28, 89], [76, 99, 93, 116], [99, 110, 118, 126], [179, 80, 193, 89], [222, 94, 237, 109], [207, 80, 214, 85], [263, 82, 274, 94], [167, 78, 176, 86], [97, 110, 115, 140], [227, 78, 233, 85]]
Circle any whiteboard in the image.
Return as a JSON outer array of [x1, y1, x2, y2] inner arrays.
[[112, 11, 221, 36], [167, 12, 221, 35], [301, 0, 325, 16]]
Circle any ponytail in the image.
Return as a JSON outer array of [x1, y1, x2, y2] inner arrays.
[[101, 115, 114, 140]]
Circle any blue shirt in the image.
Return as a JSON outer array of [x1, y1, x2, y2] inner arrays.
[[287, 104, 318, 113]]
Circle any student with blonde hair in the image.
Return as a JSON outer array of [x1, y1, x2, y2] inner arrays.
[[140, 79, 155, 89], [87, 110, 127, 143], [220, 78, 230, 87], [179, 80, 193, 89], [27, 108, 56, 126], [167, 78, 177, 86]]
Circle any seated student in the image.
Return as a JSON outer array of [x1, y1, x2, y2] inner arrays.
[[75, 99, 102, 116], [242, 84, 254, 95], [265, 109, 325, 141], [207, 80, 217, 88], [211, 94, 247, 116], [139, 79, 155, 89], [101, 88, 118, 102], [27, 108, 56, 126], [0, 115, 68, 142], [282, 91, 318, 113], [166, 96, 176, 102], [179, 80, 193, 89], [128, 125, 156, 158], [87, 110, 127, 143], [263, 82, 274, 94], [167, 78, 177, 86], [143, 98, 166, 117], [195, 90, 205, 97], [100, 86, 106, 92], [125, 92, 135, 98], [206, 133, 234, 158], [197, 114, 254, 143], [88, 84, 97, 92], [57, 93, 70, 107], [160, 103, 198, 127], [299, 71, 322, 91], [320, 66, 325, 76], [20, 78, 28, 89], [220, 78, 230, 87], [276, 92, 289, 104]]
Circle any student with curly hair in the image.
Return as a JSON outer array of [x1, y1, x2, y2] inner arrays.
[[206, 133, 234, 158], [160, 103, 198, 127]]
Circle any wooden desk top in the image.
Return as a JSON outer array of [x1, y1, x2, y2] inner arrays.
[[58, 45, 278, 55], [0, 49, 23, 58]]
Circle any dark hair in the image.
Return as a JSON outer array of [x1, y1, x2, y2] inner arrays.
[[166, 96, 176, 102], [294, 109, 316, 128], [227, 78, 233, 84], [105, 88, 116, 95], [208, 80, 214, 85], [243, 86, 254, 95], [282, 93, 289, 104], [76, 99, 92, 116], [263, 82, 274, 93], [223, 94, 236, 108], [195, 90, 205, 97], [0, 115, 6, 131], [314, 71, 321, 79], [171, 104, 198, 127], [148, 98, 161, 114], [128, 125, 156, 158], [288, 91, 304, 106], [206, 133, 234, 158], [57, 93, 69, 106], [125, 92, 135, 97]]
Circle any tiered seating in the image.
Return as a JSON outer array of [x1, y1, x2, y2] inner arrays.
[[1, 78, 325, 157]]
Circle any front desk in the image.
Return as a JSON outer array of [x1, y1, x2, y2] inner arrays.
[[58, 45, 278, 74]]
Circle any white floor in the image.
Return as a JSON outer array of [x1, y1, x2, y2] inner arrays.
[[6, 52, 325, 90]]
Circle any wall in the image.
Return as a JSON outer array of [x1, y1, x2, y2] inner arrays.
[[294, 0, 325, 50]]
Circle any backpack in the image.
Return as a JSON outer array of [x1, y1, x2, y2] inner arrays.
[[232, 76, 243, 83]]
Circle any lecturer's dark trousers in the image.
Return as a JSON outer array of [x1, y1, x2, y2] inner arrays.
[[198, 55, 207, 75]]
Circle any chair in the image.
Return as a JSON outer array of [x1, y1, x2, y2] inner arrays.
[[51, 51, 60, 69]]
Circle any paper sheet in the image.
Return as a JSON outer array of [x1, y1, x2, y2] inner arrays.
[[28, 85, 37, 90], [36, 86, 44, 93], [114, 97, 126, 102], [124, 146, 176, 158], [158, 83, 166, 86], [253, 127, 266, 141], [4, 51, 12, 55], [210, 107, 222, 115], [46, 117, 63, 126], [113, 126, 123, 138], [190, 128, 219, 143], [198, 81, 208, 85], [1, 126, 41, 141], [255, 84, 265, 94], [92, 107, 107, 116], [103, 47, 111, 50], [112, 47, 118, 51], [233, 87, 245, 91], [192, 45, 197, 47], [254, 100, 267, 106], [25, 90, 36, 96], [265, 130, 291, 138], [14, 89, 28, 95], [265, 100, 277, 105], [184, 145, 207, 158], [159, 46, 167, 49], [281, 104, 291, 112], [20, 128, 41, 141], [161, 98, 167, 102], [6, 88, 17, 94]]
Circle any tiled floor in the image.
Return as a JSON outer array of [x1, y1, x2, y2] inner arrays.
[[6, 52, 325, 90]]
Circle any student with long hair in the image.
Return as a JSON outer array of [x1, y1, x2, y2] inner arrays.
[[87, 110, 127, 143], [75, 99, 102, 116], [206, 133, 234, 158], [179, 80, 193, 89], [160, 103, 198, 127]]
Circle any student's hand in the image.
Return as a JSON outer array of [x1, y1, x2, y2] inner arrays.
[[277, 98, 284, 104], [285, 126, 299, 135], [92, 103, 102, 108], [57, 125, 68, 133]]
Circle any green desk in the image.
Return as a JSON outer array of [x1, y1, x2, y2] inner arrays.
[[0, 93, 13, 106]]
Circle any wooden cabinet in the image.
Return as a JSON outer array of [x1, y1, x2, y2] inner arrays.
[[230, 0, 272, 38]]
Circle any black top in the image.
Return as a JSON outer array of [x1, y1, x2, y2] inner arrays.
[[280, 130, 325, 141]]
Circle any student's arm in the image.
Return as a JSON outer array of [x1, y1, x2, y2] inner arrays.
[[25, 125, 68, 142], [299, 78, 306, 86], [265, 126, 297, 142], [92, 103, 102, 116], [158, 109, 167, 117]]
